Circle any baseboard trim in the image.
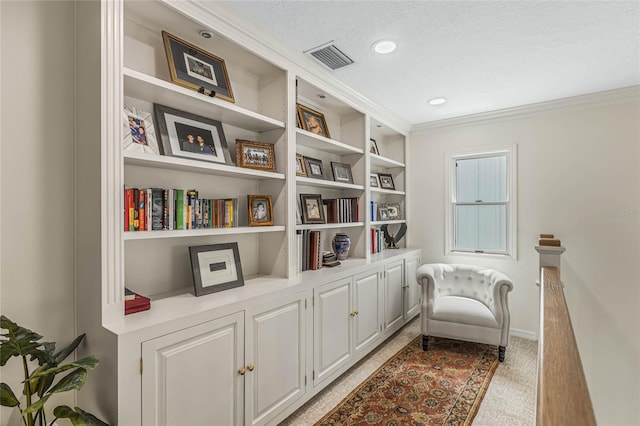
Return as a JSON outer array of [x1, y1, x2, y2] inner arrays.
[[511, 328, 538, 341]]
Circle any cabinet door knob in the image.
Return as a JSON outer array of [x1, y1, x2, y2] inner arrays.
[[238, 368, 246, 375], [350, 311, 356, 316], [247, 364, 254, 371]]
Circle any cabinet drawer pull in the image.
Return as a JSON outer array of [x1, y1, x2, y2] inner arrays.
[[247, 364, 254, 371], [238, 368, 246, 375]]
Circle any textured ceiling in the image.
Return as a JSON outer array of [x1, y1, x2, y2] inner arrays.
[[222, 1, 639, 125]]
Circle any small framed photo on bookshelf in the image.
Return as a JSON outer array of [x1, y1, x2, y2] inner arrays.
[[123, 105, 160, 155], [300, 193, 326, 224], [162, 31, 234, 103], [236, 139, 276, 172], [303, 156, 325, 180], [378, 206, 390, 221], [330, 162, 354, 184], [189, 243, 244, 296], [154, 103, 232, 165], [369, 138, 380, 155], [370, 173, 380, 188], [377, 173, 395, 190], [385, 203, 402, 220], [247, 195, 273, 226], [295, 154, 307, 177], [297, 104, 331, 139]]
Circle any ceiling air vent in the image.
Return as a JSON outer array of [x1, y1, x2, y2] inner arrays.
[[305, 42, 354, 71]]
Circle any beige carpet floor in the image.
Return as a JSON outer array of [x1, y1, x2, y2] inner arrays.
[[279, 317, 537, 426]]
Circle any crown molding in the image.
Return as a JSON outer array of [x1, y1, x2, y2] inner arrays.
[[411, 85, 640, 134], [164, 0, 412, 135]]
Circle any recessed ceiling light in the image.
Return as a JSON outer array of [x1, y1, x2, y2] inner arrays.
[[372, 40, 396, 54], [428, 97, 447, 106], [317, 94, 326, 99], [199, 30, 213, 39]]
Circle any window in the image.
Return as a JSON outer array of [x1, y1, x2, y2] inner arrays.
[[446, 147, 517, 258]]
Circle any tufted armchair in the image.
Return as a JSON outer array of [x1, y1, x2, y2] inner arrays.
[[416, 263, 513, 361]]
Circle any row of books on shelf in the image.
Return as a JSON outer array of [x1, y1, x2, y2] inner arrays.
[[371, 228, 386, 254], [124, 187, 238, 231], [124, 287, 150, 315], [297, 230, 324, 271], [324, 197, 359, 224]]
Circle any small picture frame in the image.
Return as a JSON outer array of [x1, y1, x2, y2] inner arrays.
[[330, 162, 354, 184], [369, 138, 380, 155], [154, 103, 232, 165], [385, 203, 402, 220], [300, 193, 326, 224], [377, 173, 395, 190], [297, 104, 331, 139], [189, 243, 244, 296], [162, 31, 234, 103], [295, 154, 307, 177], [123, 105, 160, 155], [378, 206, 390, 221], [304, 156, 325, 180], [247, 195, 273, 226], [236, 140, 276, 172], [370, 173, 380, 188]]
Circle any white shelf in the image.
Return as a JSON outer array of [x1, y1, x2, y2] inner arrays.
[[296, 176, 364, 190], [370, 187, 406, 196], [371, 220, 406, 226], [370, 153, 404, 168], [296, 222, 364, 231], [296, 128, 363, 155], [124, 151, 286, 180], [124, 226, 286, 241], [124, 68, 285, 132]]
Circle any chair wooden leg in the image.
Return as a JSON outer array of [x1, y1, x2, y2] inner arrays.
[[499, 346, 506, 362], [422, 335, 429, 351]]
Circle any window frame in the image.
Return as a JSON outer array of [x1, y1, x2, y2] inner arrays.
[[445, 145, 518, 259]]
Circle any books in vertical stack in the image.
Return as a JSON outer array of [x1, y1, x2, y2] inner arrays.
[[124, 288, 151, 315], [299, 229, 325, 271], [323, 197, 359, 223]]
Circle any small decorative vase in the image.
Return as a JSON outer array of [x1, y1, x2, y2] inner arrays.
[[332, 233, 351, 260]]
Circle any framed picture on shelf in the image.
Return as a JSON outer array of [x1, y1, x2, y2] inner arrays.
[[236, 139, 276, 172], [295, 154, 307, 177], [370, 173, 380, 188], [300, 193, 326, 224], [161, 31, 234, 103], [384, 203, 402, 220], [378, 206, 390, 221], [189, 243, 244, 296], [297, 103, 331, 138], [247, 195, 273, 226], [303, 156, 325, 180], [369, 138, 380, 155], [330, 161, 354, 184], [377, 173, 395, 190], [154, 103, 232, 165], [123, 105, 160, 155]]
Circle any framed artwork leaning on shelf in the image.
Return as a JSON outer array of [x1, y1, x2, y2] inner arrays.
[[236, 139, 276, 172], [384, 202, 402, 220], [248, 195, 273, 226], [296, 154, 307, 177], [123, 105, 160, 155], [370, 173, 380, 187], [297, 103, 331, 138], [162, 30, 234, 102], [189, 243, 244, 296], [304, 156, 325, 180], [377, 173, 395, 190], [370, 138, 380, 155], [330, 161, 354, 184], [378, 206, 390, 221], [300, 193, 326, 224], [154, 103, 232, 165]]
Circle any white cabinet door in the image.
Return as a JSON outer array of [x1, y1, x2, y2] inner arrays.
[[404, 255, 421, 319], [245, 292, 307, 426], [384, 259, 404, 333], [142, 312, 244, 426], [353, 268, 383, 355], [313, 278, 352, 386]]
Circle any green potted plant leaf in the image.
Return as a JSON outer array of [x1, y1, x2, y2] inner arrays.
[[0, 315, 109, 426]]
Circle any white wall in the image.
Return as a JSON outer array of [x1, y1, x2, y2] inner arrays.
[[409, 92, 640, 425], [0, 2, 76, 424]]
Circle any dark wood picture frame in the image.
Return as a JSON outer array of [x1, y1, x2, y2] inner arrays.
[[162, 31, 235, 103], [295, 154, 307, 177], [236, 139, 276, 172], [297, 104, 331, 139], [247, 195, 273, 226], [330, 161, 354, 184], [303, 156, 325, 180], [189, 243, 244, 296], [300, 193, 326, 224], [377, 173, 395, 190]]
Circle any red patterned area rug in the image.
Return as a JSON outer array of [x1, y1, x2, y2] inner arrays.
[[314, 336, 499, 426]]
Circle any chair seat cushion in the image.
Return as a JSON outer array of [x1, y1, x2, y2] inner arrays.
[[432, 296, 499, 328]]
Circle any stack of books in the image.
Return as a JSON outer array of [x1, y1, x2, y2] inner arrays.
[[125, 288, 150, 315]]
